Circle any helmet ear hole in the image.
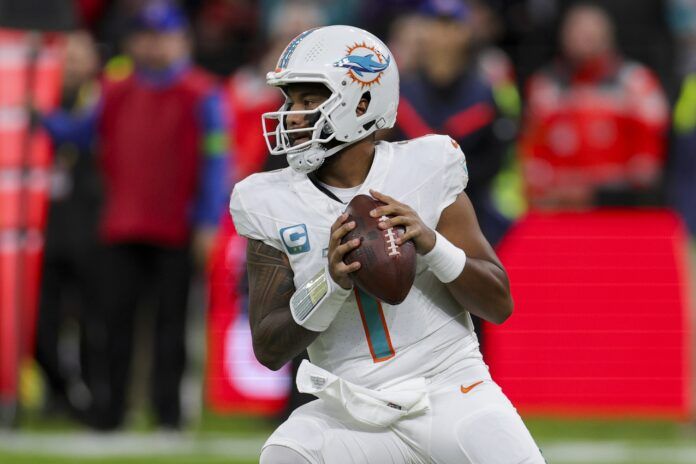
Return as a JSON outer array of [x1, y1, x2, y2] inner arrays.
[[358, 92, 375, 131], [357, 92, 371, 116]]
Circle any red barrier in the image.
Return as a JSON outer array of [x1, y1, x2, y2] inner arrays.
[[487, 209, 692, 418], [0, 232, 20, 402], [0, 30, 62, 407]]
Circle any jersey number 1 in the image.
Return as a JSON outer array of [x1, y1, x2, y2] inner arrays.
[[354, 288, 395, 362]]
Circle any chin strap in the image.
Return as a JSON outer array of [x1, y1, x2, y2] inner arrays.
[[287, 138, 363, 174]]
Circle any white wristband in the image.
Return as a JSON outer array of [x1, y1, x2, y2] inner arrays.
[[290, 266, 352, 332], [422, 231, 466, 283]]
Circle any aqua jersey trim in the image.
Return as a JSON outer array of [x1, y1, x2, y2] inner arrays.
[[354, 288, 395, 362]]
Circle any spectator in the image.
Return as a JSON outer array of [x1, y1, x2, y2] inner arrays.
[[469, 0, 525, 219], [470, 0, 520, 122], [393, 0, 513, 246], [386, 13, 427, 80], [390, 0, 515, 354], [357, 0, 423, 40], [500, 0, 675, 97], [37, 30, 101, 420], [191, 0, 259, 75], [519, 2, 669, 210], [43, 0, 230, 430], [670, 73, 696, 236]]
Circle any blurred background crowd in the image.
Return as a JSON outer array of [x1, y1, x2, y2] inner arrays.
[[9, 0, 696, 434]]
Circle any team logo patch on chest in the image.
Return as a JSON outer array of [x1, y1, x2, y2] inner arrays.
[[280, 224, 310, 254]]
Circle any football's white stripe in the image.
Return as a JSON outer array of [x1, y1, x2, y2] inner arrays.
[[381, 215, 400, 257]]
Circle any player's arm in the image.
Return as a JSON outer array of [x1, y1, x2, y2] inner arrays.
[[246, 215, 360, 370], [246, 239, 319, 370], [370, 189, 513, 324], [433, 192, 513, 324]]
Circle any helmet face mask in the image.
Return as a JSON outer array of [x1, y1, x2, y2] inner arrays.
[[262, 26, 399, 174], [262, 82, 340, 157]]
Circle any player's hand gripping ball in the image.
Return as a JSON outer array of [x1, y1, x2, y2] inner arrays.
[[339, 194, 416, 305]]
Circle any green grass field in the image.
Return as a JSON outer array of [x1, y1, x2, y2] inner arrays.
[[0, 455, 256, 464], [2, 411, 695, 464]]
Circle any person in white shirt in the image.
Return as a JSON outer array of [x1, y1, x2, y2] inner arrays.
[[230, 25, 544, 464]]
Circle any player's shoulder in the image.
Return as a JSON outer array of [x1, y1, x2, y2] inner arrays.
[[232, 167, 291, 202], [230, 168, 294, 242], [391, 133, 452, 148], [99, 68, 135, 99], [387, 134, 465, 169], [617, 60, 662, 91]]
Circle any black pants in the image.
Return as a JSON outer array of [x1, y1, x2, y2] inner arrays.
[[92, 243, 191, 429], [35, 200, 99, 414]]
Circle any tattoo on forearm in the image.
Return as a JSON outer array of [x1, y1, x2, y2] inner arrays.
[[245, 239, 318, 367], [246, 240, 295, 314]]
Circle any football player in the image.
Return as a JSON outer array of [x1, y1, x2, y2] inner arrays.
[[230, 25, 544, 464]]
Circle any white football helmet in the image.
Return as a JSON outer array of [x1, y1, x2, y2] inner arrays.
[[262, 25, 399, 174]]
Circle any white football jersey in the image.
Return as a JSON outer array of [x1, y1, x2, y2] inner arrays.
[[230, 134, 482, 389]]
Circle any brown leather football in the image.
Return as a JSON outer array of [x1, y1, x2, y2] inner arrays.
[[341, 194, 416, 305]]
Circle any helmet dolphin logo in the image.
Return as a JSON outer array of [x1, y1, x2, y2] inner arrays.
[[335, 53, 391, 77]]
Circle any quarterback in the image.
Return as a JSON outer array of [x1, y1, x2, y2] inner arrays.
[[230, 25, 544, 464]]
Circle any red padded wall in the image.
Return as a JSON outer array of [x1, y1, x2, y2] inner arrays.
[[487, 210, 692, 418]]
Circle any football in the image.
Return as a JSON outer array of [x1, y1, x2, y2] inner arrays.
[[341, 194, 416, 305]]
